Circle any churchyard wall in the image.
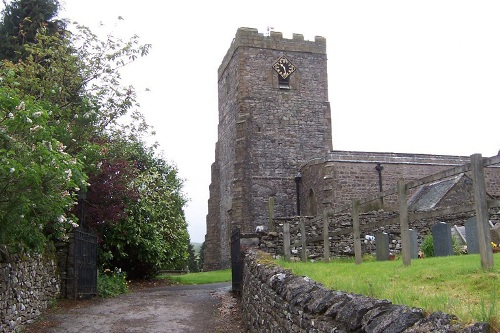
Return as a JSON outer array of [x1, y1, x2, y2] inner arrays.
[[0, 246, 59, 333], [241, 249, 489, 332], [254, 210, 500, 261]]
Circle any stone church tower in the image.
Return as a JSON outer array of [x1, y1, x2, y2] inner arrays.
[[204, 28, 333, 270]]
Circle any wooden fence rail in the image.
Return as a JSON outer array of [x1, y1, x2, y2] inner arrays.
[[280, 154, 499, 269]]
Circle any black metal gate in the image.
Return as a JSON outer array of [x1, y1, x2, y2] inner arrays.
[[74, 228, 98, 298], [231, 228, 243, 293]]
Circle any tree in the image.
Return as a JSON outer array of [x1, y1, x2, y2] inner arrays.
[[0, 10, 190, 277], [0, 86, 86, 250], [87, 137, 189, 279], [187, 243, 199, 273], [0, 0, 65, 61], [199, 242, 205, 270]]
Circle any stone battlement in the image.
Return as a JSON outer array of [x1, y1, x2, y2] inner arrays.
[[218, 27, 326, 79]]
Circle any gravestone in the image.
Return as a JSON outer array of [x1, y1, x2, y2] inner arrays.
[[409, 229, 419, 259], [432, 222, 454, 257], [464, 217, 480, 254], [375, 232, 390, 261], [491, 224, 500, 245]]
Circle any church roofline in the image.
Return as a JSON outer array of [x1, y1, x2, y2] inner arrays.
[[300, 150, 475, 169]]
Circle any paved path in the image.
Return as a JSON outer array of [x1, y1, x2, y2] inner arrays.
[[27, 282, 233, 333]]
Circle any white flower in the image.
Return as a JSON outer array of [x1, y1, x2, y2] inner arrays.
[[16, 101, 25, 110], [32, 112, 42, 118], [65, 169, 72, 180], [57, 215, 67, 223], [26, 117, 32, 124], [57, 142, 66, 152], [30, 125, 42, 132], [9, 168, 15, 173], [8, 113, 13, 118]]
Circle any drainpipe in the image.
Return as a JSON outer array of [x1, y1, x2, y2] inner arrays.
[[375, 163, 384, 206], [294, 172, 302, 216]]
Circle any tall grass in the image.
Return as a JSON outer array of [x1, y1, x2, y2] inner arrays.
[[277, 253, 499, 330]]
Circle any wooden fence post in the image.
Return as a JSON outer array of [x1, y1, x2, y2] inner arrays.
[[398, 178, 411, 266], [300, 218, 307, 262], [283, 222, 291, 262], [323, 210, 330, 262], [471, 154, 494, 269], [352, 199, 362, 265], [268, 196, 275, 232]]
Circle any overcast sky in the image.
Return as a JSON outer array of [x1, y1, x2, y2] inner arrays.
[[6, 1, 500, 243]]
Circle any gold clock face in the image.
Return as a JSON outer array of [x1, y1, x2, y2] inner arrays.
[[272, 56, 296, 79]]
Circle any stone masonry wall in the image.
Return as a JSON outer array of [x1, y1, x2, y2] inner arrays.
[[205, 27, 332, 270], [0, 246, 59, 333], [241, 249, 489, 332], [255, 210, 500, 261]]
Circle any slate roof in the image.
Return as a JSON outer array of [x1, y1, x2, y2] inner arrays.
[[408, 174, 464, 211]]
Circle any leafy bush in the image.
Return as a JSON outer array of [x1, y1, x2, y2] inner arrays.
[[421, 234, 434, 257], [97, 268, 128, 298], [0, 89, 87, 250]]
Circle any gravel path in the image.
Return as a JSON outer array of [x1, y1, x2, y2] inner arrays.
[[24, 282, 245, 333]]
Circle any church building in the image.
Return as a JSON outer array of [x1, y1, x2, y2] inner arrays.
[[203, 28, 500, 271]]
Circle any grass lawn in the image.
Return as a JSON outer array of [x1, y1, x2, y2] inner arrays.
[[278, 253, 500, 330], [158, 268, 232, 285]]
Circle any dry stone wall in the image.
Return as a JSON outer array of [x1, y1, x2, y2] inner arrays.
[[0, 246, 59, 333], [255, 210, 500, 260], [241, 249, 489, 332]]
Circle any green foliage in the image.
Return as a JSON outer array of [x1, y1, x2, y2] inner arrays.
[[0, 3, 188, 277], [0, 88, 86, 249], [97, 268, 128, 298], [0, 0, 65, 62], [420, 233, 463, 258], [199, 242, 205, 269], [421, 233, 434, 258], [187, 243, 199, 273], [94, 138, 189, 279]]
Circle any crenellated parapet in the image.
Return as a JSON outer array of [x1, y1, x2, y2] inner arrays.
[[218, 27, 326, 80]]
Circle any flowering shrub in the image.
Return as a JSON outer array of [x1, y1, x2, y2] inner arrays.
[[0, 89, 87, 250], [97, 268, 128, 298]]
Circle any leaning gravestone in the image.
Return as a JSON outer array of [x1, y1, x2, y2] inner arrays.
[[464, 217, 480, 254], [491, 224, 500, 245], [409, 229, 419, 259], [432, 222, 454, 257], [375, 232, 390, 261]]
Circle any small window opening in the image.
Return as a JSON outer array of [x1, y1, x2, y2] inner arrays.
[[278, 75, 290, 89]]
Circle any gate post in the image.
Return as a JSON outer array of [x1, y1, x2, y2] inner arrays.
[[352, 199, 362, 265], [231, 228, 243, 293], [471, 154, 494, 269], [300, 218, 307, 262], [323, 210, 330, 262], [398, 179, 411, 267], [283, 222, 291, 261]]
